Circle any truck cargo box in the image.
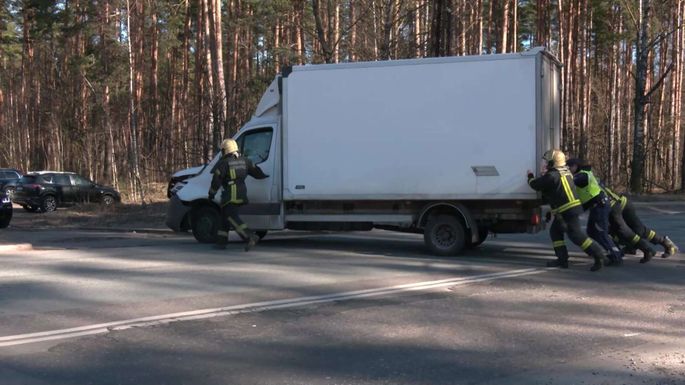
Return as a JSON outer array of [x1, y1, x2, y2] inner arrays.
[[282, 48, 560, 201]]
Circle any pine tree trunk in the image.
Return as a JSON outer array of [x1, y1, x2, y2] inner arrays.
[[126, 0, 145, 204], [631, 0, 650, 193]]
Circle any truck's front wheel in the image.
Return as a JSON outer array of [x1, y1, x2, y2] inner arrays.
[[424, 214, 466, 256], [191, 206, 220, 243]]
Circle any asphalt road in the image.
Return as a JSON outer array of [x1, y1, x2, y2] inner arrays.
[[0, 202, 684, 385]]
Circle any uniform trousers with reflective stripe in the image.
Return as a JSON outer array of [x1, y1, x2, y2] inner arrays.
[[550, 208, 606, 261], [608, 203, 654, 253], [216, 203, 252, 244], [586, 198, 622, 262], [621, 200, 665, 245]]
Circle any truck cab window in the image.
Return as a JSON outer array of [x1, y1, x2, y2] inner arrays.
[[238, 129, 273, 164]]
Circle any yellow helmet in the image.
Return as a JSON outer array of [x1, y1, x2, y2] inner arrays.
[[221, 139, 239, 154], [543, 149, 566, 168]]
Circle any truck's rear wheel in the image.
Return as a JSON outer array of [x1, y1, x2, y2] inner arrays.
[[424, 214, 466, 256], [191, 206, 220, 243]]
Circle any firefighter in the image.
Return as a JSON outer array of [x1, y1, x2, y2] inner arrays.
[[566, 159, 623, 265], [208, 138, 268, 251], [527, 150, 607, 271], [602, 186, 679, 261]]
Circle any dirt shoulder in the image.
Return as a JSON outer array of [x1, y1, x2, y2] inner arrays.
[[9, 201, 169, 231]]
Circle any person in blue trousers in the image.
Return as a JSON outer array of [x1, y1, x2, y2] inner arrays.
[[566, 158, 623, 265]]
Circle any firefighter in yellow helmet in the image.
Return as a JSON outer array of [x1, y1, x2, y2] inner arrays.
[[208, 138, 268, 251], [527, 150, 607, 271]]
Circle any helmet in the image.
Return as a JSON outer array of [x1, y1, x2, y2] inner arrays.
[[220, 139, 239, 154], [543, 149, 566, 168]]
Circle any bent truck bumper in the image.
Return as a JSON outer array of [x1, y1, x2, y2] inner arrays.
[[166, 196, 191, 232]]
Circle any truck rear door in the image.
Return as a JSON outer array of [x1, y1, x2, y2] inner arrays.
[[538, 53, 562, 158]]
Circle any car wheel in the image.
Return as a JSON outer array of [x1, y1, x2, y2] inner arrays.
[[191, 205, 220, 244], [22, 205, 39, 213], [41, 195, 57, 213], [4, 187, 15, 200], [424, 214, 466, 256], [102, 195, 115, 206]]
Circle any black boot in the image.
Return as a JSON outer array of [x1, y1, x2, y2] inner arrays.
[[585, 243, 605, 271], [244, 233, 259, 252], [547, 259, 569, 268], [547, 246, 569, 268], [590, 256, 603, 271], [639, 248, 655, 263], [636, 239, 655, 263], [660, 236, 678, 258]]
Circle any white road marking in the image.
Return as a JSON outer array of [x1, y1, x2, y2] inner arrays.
[[0, 267, 546, 347], [645, 206, 682, 215]]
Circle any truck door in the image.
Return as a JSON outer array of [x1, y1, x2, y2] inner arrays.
[[235, 125, 282, 229]]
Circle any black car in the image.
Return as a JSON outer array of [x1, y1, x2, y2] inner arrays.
[[0, 189, 11, 228], [13, 172, 121, 213], [0, 168, 22, 200]]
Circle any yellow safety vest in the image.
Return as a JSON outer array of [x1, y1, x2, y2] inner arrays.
[[576, 170, 602, 204]]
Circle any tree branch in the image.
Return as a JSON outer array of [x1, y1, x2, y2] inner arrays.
[[648, 23, 685, 51], [645, 62, 674, 100], [619, 0, 639, 30]]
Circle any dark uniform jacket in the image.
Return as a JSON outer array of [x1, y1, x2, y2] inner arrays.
[[209, 154, 268, 206], [600, 184, 628, 211], [528, 166, 582, 214]]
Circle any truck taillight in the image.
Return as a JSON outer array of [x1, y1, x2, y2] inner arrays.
[[531, 213, 541, 225]]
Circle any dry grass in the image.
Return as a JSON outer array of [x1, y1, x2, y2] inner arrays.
[[117, 182, 169, 204], [11, 201, 169, 230]]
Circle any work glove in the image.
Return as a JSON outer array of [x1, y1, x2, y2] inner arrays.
[[545, 211, 552, 223]]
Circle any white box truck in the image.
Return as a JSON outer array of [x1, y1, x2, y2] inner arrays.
[[166, 47, 561, 255]]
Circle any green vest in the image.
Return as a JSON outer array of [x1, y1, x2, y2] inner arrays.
[[576, 170, 602, 204]]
